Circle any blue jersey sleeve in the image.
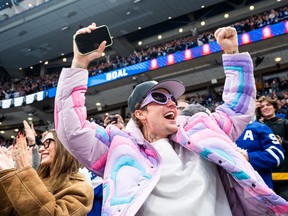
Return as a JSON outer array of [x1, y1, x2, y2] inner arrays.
[[236, 122, 285, 171]]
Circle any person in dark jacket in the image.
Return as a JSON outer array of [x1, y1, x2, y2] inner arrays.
[[256, 96, 288, 200]]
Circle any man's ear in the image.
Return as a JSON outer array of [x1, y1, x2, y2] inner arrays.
[[134, 110, 146, 120]]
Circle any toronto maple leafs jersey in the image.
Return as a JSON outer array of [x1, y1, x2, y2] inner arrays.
[[236, 121, 285, 189]]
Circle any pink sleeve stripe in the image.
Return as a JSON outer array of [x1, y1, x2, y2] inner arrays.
[[71, 86, 88, 126], [91, 153, 108, 172]]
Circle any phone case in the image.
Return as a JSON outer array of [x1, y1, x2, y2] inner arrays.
[[75, 25, 113, 55]]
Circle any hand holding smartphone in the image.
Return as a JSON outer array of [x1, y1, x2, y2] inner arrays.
[[108, 115, 118, 124], [74, 25, 113, 55]]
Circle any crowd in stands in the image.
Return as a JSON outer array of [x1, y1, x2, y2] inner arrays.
[[0, 73, 59, 100], [233, 7, 288, 34], [0, 6, 287, 100], [87, 6, 287, 77], [175, 76, 288, 120], [1, 6, 288, 214], [0, 71, 287, 148], [3, 74, 287, 148], [87, 77, 288, 147]]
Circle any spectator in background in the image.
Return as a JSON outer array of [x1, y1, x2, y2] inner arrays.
[[235, 120, 285, 189], [279, 78, 288, 91], [0, 130, 93, 215], [256, 96, 288, 201], [234, 22, 244, 34], [176, 97, 189, 115], [0, 88, 5, 100], [243, 18, 253, 32], [54, 23, 288, 215], [278, 7, 288, 20], [276, 99, 288, 119], [271, 91, 279, 100], [263, 81, 271, 95], [23, 120, 41, 170], [103, 113, 125, 130], [269, 9, 279, 23], [271, 78, 280, 93]]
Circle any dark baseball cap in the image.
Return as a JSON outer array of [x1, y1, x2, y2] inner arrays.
[[128, 80, 185, 113]]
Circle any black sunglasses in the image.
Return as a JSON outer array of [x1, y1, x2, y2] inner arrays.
[[38, 138, 55, 149]]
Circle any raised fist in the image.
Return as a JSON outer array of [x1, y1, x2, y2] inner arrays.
[[214, 27, 239, 54]]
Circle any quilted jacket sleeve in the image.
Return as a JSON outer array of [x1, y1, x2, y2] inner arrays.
[[55, 68, 110, 175], [0, 166, 93, 216], [212, 52, 256, 142]]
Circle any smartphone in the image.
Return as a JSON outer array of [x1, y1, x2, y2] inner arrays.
[[109, 115, 118, 124], [75, 25, 113, 55]]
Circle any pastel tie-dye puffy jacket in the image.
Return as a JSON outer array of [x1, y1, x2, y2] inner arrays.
[[55, 53, 288, 215]]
